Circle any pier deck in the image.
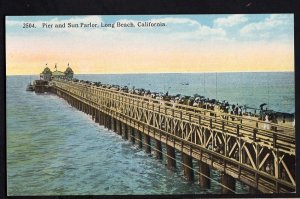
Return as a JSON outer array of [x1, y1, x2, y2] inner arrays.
[[51, 79, 295, 194]]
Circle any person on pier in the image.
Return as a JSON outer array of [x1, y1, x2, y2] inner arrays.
[[234, 104, 239, 115], [264, 114, 270, 130], [239, 106, 243, 116], [231, 104, 235, 114], [293, 115, 295, 128]]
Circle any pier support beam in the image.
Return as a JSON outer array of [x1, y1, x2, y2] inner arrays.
[[115, 119, 118, 133], [198, 161, 210, 188], [111, 117, 115, 132], [182, 153, 194, 181], [98, 111, 102, 125], [105, 114, 109, 129], [166, 145, 176, 169], [130, 126, 135, 144], [103, 113, 106, 127], [85, 104, 88, 114], [103, 113, 107, 128], [95, 109, 99, 123], [99, 112, 104, 126], [155, 139, 162, 160], [137, 130, 142, 148], [115, 120, 120, 135], [114, 118, 117, 132], [107, 115, 112, 130], [83, 103, 86, 114], [92, 108, 96, 120], [144, 134, 151, 153], [122, 123, 128, 140], [221, 173, 236, 194]]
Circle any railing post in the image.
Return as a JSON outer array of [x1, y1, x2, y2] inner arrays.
[[253, 128, 257, 142], [273, 133, 277, 148]]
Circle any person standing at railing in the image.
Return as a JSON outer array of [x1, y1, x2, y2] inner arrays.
[[264, 114, 270, 130], [234, 105, 239, 115], [293, 117, 295, 128], [231, 104, 235, 115], [239, 106, 243, 116]]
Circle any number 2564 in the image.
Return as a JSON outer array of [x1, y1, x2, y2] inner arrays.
[[23, 23, 35, 28]]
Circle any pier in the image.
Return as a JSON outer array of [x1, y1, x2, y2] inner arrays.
[[47, 79, 295, 194]]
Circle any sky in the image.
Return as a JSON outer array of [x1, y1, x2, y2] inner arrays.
[[6, 14, 294, 75]]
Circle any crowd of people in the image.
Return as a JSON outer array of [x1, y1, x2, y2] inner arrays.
[[72, 78, 252, 114], [68, 78, 294, 128]]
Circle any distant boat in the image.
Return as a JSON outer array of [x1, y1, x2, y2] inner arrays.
[[181, 82, 189, 86], [26, 82, 34, 91]]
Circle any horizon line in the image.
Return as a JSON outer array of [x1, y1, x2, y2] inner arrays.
[[6, 70, 295, 76]]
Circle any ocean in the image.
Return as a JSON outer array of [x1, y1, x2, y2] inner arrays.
[[6, 72, 294, 195]]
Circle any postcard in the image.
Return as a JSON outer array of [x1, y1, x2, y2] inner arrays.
[[6, 14, 295, 196]]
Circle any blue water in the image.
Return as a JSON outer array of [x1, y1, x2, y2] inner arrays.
[[7, 72, 294, 195]]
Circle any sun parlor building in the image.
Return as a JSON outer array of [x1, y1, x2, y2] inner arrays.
[[40, 64, 74, 81]]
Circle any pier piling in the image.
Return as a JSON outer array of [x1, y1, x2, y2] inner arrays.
[[122, 123, 128, 140], [198, 161, 210, 188], [109, 115, 112, 130], [144, 134, 151, 153], [130, 126, 135, 144], [99, 112, 104, 126], [182, 153, 194, 181], [111, 117, 116, 132], [116, 120, 121, 135], [166, 145, 176, 169], [137, 130, 143, 148], [155, 139, 163, 160], [95, 109, 99, 123], [92, 108, 96, 120], [221, 173, 236, 194], [104, 114, 108, 128]]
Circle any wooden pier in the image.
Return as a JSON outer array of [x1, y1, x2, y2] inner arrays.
[[50, 79, 295, 194]]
